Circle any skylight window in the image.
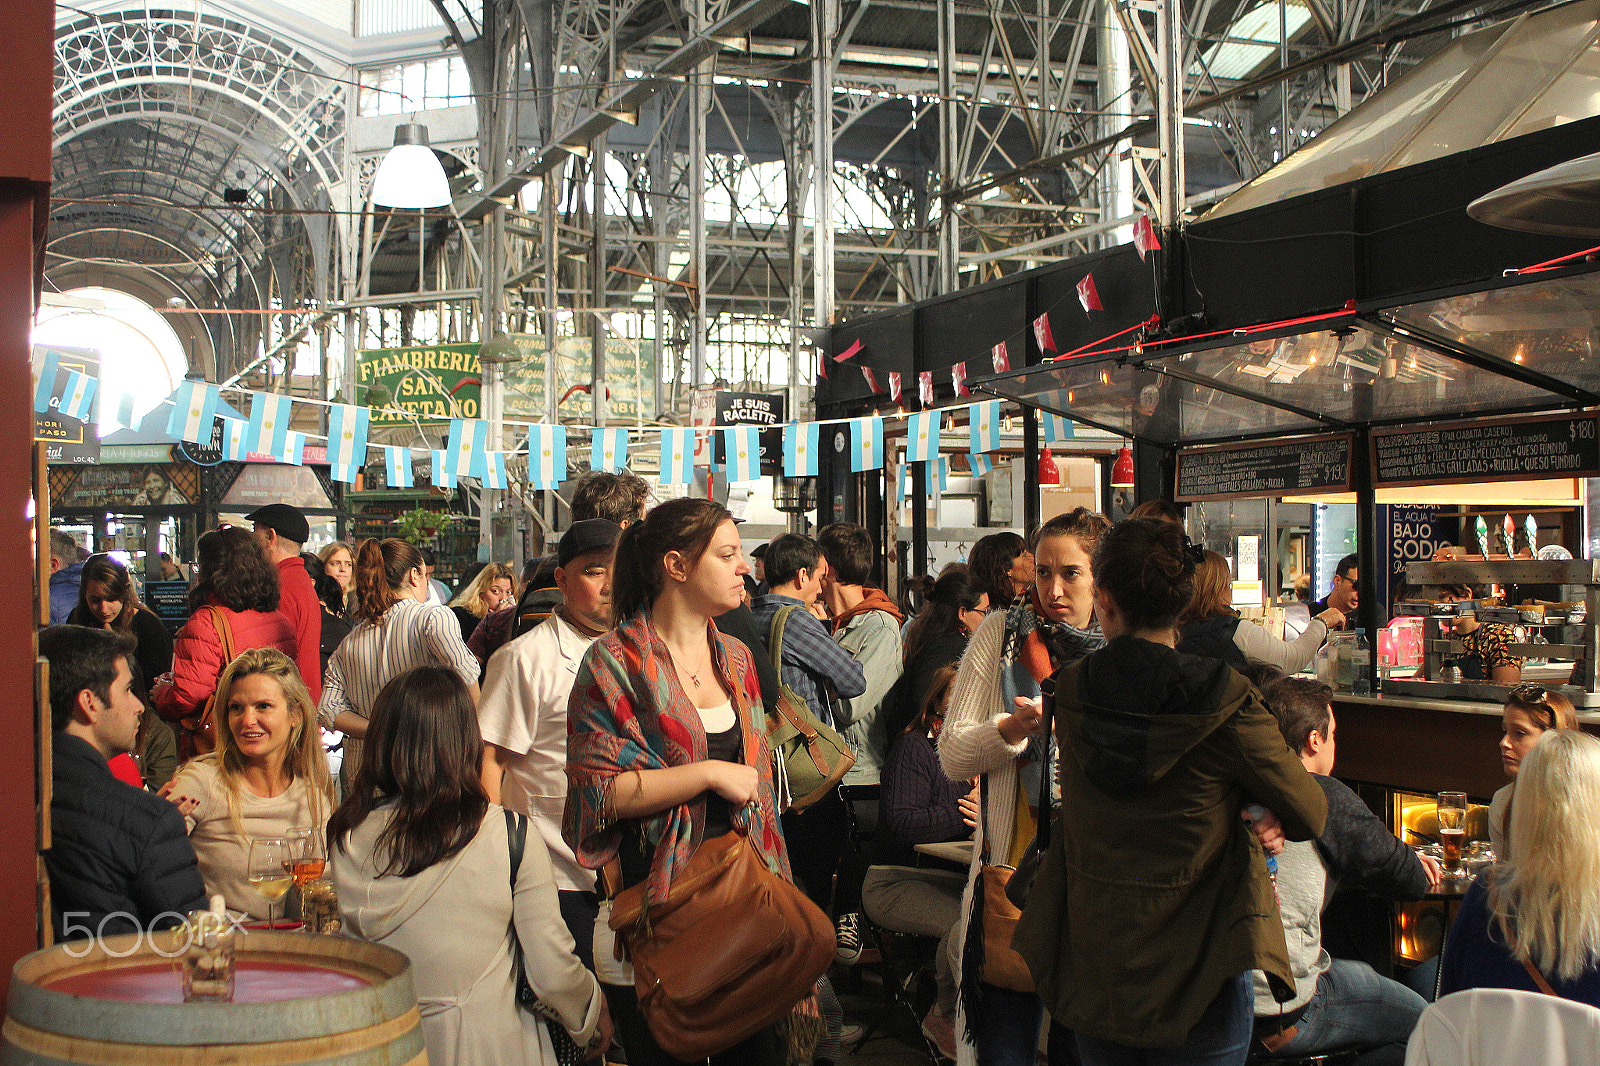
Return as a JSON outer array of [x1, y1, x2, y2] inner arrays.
[[1196, 1, 1313, 81]]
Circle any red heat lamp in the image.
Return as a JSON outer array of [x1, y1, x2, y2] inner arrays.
[[1037, 447, 1061, 486], [1110, 443, 1135, 489]]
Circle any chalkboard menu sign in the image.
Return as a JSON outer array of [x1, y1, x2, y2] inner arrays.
[[1372, 412, 1600, 488], [142, 580, 192, 635], [1176, 434, 1353, 501]]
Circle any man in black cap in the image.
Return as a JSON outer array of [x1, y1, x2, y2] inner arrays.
[[246, 503, 321, 699], [479, 520, 621, 983], [750, 541, 770, 596]]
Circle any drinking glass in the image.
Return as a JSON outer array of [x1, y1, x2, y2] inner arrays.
[[248, 836, 293, 928], [285, 826, 326, 886], [1437, 792, 1468, 874]]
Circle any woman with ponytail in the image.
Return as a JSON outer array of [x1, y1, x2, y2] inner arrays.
[[938, 507, 1110, 1065], [318, 538, 479, 784], [1014, 518, 1328, 1065]]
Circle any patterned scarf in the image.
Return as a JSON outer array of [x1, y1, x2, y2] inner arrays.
[[563, 607, 791, 908]]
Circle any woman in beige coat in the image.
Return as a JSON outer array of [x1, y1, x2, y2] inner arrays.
[[330, 666, 611, 1066]]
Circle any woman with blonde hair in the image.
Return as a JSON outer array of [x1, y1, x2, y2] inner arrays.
[[449, 562, 516, 645], [1441, 729, 1600, 1003], [1490, 684, 1579, 858], [165, 648, 334, 918], [317, 541, 355, 614], [1177, 551, 1343, 673], [318, 538, 479, 783]]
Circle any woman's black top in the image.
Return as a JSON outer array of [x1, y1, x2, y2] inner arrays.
[[619, 721, 743, 890]]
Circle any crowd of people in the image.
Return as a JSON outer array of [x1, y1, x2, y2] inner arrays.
[[37, 484, 1600, 1066]]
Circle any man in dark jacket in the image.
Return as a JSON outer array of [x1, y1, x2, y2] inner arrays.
[[1251, 676, 1436, 1065], [40, 626, 205, 942]]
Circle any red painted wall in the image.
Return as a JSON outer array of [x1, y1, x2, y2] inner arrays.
[[2, 0, 57, 1005]]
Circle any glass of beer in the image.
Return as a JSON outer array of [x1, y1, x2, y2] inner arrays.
[[1437, 792, 1468, 874]]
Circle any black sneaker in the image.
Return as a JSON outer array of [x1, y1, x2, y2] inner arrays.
[[835, 911, 863, 964]]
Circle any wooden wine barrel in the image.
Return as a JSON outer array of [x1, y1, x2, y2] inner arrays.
[[3, 931, 426, 1066]]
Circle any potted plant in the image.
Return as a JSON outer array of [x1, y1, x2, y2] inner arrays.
[[394, 506, 455, 545]]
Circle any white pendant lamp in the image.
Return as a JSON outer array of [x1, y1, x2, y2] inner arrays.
[[370, 123, 452, 209], [1467, 149, 1600, 237]]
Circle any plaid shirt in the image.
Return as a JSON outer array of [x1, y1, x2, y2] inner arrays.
[[750, 593, 866, 728]]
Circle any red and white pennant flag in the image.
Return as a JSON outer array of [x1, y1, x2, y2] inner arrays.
[[1077, 273, 1103, 313], [1033, 312, 1056, 354], [919, 371, 934, 406], [992, 342, 1011, 373], [953, 362, 971, 398], [888, 372, 903, 403]]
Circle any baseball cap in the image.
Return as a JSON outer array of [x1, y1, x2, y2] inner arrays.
[[245, 503, 310, 545], [750, 542, 769, 559], [558, 519, 622, 567]]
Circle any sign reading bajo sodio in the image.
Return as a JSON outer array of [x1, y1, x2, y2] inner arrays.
[[357, 344, 482, 426]]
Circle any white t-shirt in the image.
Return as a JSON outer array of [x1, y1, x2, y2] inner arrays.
[[478, 611, 599, 892]]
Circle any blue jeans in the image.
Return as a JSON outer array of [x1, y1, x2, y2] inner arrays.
[[1261, 959, 1426, 1066], [973, 982, 1044, 1066], [1074, 971, 1253, 1066]]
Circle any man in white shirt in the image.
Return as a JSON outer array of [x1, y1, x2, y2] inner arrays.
[[479, 519, 620, 969]]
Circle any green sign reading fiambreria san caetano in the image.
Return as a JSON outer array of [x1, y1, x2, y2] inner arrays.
[[357, 343, 482, 426]]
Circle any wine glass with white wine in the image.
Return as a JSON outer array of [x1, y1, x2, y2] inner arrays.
[[248, 836, 293, 929]]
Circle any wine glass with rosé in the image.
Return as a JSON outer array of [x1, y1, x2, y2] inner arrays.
[[285, 826, 326, 885]]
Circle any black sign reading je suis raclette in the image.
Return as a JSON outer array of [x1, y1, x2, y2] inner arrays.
[[1176, 434, 1354, 501], [1372, 412, 1600, 488]]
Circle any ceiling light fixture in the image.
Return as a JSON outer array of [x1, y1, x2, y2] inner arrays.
[[371, 123, 452, 209]]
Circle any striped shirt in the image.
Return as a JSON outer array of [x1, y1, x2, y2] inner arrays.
[[317, 598, 479, 774]]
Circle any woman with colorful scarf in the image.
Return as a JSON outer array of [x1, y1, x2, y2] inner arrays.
[[564, 497, 813, 1066], [939, 507, 1111, 1066]]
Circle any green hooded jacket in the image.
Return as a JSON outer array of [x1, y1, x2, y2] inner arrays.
[[1015, 635, 1328, 1049]]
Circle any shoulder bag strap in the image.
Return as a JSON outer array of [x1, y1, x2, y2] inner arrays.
[[1521, 954, 1559, 996], [208, 605, 236, 664], [766, 604, 794, 670]]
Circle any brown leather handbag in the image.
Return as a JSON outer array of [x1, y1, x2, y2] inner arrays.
[[608, 821, 834, 1060]]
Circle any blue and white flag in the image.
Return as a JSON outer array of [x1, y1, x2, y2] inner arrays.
[[326, 404, 370, 484], [169, 380, 220, 444], [850, 416, 884, 472], [1043, 411, 1074, 444], [58, 370, 98, 423], [897, 459, 912, 503], [590, 427, 628, 472], [722, 426, 761, 483], [660, 428, 695, 485], [445, 418, 488, 479], [32, 349, 62, 415], [906, 411, 937, 464], [277, 430, 306, 466], [970, 451, 993, 477], [481, 452, 508, 489], [247, 391, 293, 458], [527, 424, 568, 488], [969, 400, 1002, 454], [784, 422, 819, 477], [938, 455, 950, 491], [385, 446, 413, 490], [219, 418, 249, 461], [431, 449, 456, 490]]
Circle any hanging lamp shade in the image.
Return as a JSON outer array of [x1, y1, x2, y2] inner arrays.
[[371, 123, 452, 209], [1467, 148, 1600, 237], [1037, 446, 1061, 486], [1110, 444, 1135, 488]]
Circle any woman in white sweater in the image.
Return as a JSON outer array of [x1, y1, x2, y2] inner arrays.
[[165, 647, 333, 919], [331, 665, 610, 1066], [938, 507, 1110, 1066], [1178, 551, 1344, 673]]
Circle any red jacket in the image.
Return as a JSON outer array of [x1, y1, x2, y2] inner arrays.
[[276, 556, 322, 703], [154, 602, 296, 721]]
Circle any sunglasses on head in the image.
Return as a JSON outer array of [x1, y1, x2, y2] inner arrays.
[[1509, 683, 1550, 705]]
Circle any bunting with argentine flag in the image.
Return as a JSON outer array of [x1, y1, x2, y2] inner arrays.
[[326, 404, 370, 484], [385, 446, 413, 490], [660, 427, 695, 485], [784, 421, 818, 477], [590, 427, 628, 473], [969, 400, 1002, 453], [1043, 411, 1074, 444], [431, 450, 456, 490], [58, 371, 97, 423], [897, 456, 911, 503], [970, 452, 994, 477], [168, 379, 221, 444], [247, 391, 293, 458], [445, 418, 488, 480], [221, 418, 250, 462], [906, 411, 937, 464], [279, 431, 307, 466], [32, 349, 62, 414], [722, 426, 761, 483], [479, 452, 508, 489], [937, 454, 950, 491], [850, 416, 884, 472], [527, 424, 568, 488]]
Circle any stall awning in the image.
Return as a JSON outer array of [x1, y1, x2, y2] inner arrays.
[[974, 265, 1600, 447]]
